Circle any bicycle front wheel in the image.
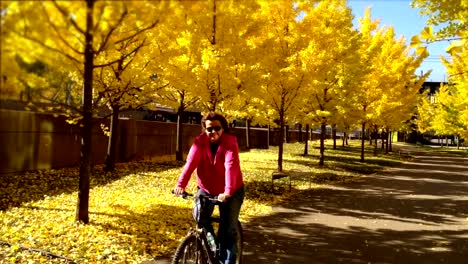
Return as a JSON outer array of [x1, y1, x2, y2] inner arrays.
[[235, 221, 243, 264], [172, 233, 207, 264]]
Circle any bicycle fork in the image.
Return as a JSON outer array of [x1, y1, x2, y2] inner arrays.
[[197, 228, 219, 264]]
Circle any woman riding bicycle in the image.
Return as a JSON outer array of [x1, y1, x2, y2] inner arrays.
[[173, 112, 245, 264]]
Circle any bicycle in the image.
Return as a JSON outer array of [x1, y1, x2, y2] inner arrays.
[[172, 191, 243, 264]]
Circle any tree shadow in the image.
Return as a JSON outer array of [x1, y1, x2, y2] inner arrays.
[[242, 148, 468, 263], [283, 156, 401, 180], [0, 161, 184, 211], [243, 180, 287, 201]]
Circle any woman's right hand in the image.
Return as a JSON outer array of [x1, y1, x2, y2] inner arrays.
[[173, 186, 185, 195]]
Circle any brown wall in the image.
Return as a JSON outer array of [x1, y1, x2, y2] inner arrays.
[[0, 110, 319, 174]]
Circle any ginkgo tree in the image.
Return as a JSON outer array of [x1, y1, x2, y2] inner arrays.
[[355, 7, 428, 161], [297, 0, 360, 166], [352, 8, 387, 161], [412, 0, 468, 145], [151, 0, 262, 157], [150, 26, 201, 161], [89, 1, 172, 171], [421, 76, 468, 144], [247, 0, 310, 173], [2, 0, 98, 224], [172, 0, 260, 114], [412, 0, 468, 38], [440, 45, 468, 141], [1, 0, 173, 223], [148, 2, 205, 161]]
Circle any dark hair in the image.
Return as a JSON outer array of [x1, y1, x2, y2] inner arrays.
[[201, 112, 230, 133]]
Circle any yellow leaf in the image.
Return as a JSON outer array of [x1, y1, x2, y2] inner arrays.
[[416, 46, 429, 57], [420, 26, 434, 40], [446, 39, 465, 55], [410, 35, 421, 48], [11, 245, 20, 251]]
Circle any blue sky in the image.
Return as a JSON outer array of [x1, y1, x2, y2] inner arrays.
[[348, 0, 448, 82]]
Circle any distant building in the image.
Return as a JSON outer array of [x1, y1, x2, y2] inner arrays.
[[140, 105, 202, 124], [420, 81, 448, 104]]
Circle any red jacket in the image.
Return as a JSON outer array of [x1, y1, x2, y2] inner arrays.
[[177, 132, 244, 196]]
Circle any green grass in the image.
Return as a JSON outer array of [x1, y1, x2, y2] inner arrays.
[[0, 140, 404, 263]]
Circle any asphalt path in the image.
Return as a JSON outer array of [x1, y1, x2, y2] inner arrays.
[[150, 144, 468, 264], [242, 144, 468, 264]]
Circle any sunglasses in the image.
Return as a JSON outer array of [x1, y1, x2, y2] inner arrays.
[[206, 126, 222, 133]]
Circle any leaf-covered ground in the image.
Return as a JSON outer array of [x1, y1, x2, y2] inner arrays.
[[0, 140, 402, 263]]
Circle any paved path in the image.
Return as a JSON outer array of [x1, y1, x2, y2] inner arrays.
[[150, 144, 468, 263], [242, 144, 468, 263]]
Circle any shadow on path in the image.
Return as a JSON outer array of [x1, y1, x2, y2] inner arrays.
[[242, 144, 468, 264]]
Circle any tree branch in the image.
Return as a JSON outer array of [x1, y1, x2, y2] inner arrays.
[[37, 94, 83, 115], [270, 84, 281, 112], [121, 40, 147, 72], [186, 96, 200, 108], [114, 20, 159, 45], [93, 3, 106, 33], [94, 40, 145, 68], [427, 36, 466, 44], [284, 75, 304, 113], [0, 240, 77, 264], [449, 70, 468, 77], [12, 31, 82, 65], [51, 0, 85, 35], [96, 6, 128, 54], [41, 2, 84, 56]]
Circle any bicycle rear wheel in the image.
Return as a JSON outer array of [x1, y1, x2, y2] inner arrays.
[[172, 234, 207, 264]]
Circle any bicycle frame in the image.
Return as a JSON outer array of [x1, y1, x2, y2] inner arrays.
[[172, 191, 243, 264], [180, 226, 217, 264]]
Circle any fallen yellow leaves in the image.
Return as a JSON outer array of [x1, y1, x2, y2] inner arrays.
[[1, 160, 274, 263], [0, 140, 395, 263]]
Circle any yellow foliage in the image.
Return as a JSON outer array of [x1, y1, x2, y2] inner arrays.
[[0, 141, 393, 263]]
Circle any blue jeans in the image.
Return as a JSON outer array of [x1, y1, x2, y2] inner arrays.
[[195, 186, 245, 264]]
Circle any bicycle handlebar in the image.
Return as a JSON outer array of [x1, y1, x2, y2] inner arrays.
[[172, 190, 221, 203]]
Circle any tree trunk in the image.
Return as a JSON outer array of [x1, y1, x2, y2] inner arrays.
[[278, 111, 285, 172], [342, 132, 346, 147], [345, 126, 349, 145], [319, 120, 326, 166], [303, 124, 309, 156], [389, 130, 393, 152], [104, 105, 120, 172], [385, 129, 389, 154], [374, 125, 378, 156], [298, 124, 303, 142], [175, 108, 184, 161], [381, 130, 385, 150], [284, 125, 289, 143], [361, 122, 366, 162], [76, 0, 95, 224], [267, 124, 270, 149], [332, 124, 337, 150], [246, 119, 251, 150]]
